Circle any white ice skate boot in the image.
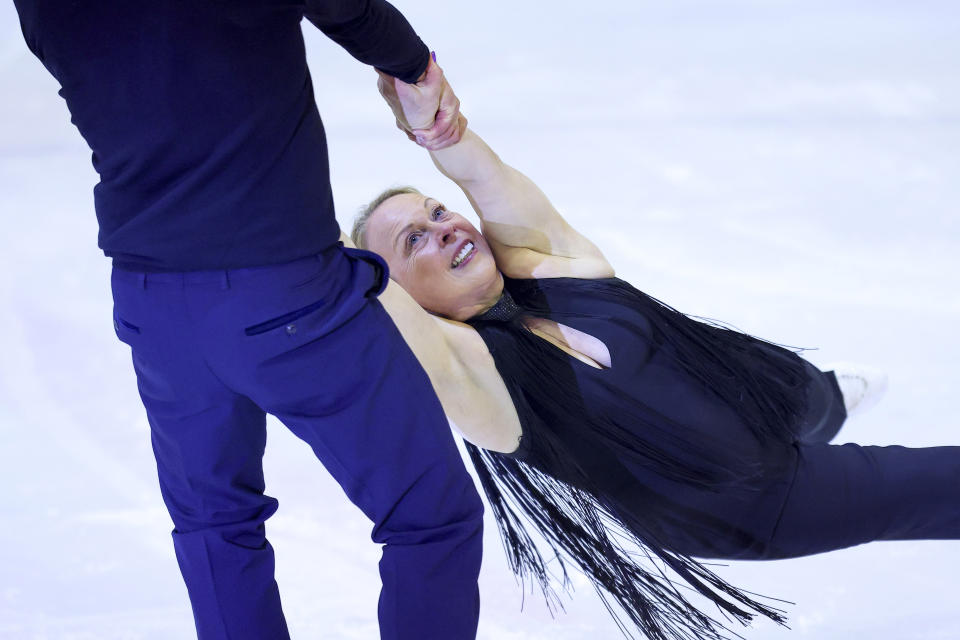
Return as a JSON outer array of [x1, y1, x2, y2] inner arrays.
[[824, 362, 888, 419]]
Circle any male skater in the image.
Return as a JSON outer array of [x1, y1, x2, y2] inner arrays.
[[11, 1, 482, 639]]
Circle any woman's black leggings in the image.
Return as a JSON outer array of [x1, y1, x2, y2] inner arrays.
[[761, 366, 960, 559], [609, 365, 960, 561]]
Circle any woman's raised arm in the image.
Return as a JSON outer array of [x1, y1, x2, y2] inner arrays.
[[377, 66, 613, 279], [427, 126, 615, 279]]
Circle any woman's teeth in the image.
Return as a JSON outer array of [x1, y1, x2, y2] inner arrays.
[[451, 242, 475, 268]]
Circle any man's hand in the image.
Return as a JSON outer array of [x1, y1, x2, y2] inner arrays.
[[416, 112, 468, 151], [376, 54, 465, 150]]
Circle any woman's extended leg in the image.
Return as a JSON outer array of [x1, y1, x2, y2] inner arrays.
[[762, 442, 960, 559], [793, 363, 847, 444]]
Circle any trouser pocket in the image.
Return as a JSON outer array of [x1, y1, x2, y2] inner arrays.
[[244, 298, 327, 336]]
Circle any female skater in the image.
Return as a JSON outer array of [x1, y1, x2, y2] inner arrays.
[[340, 70, 960, 640]]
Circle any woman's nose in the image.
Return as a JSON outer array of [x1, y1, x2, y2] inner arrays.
[[436, 223, 457, 246]]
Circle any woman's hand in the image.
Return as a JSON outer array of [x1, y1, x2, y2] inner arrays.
[[376, 54, 465, 150]]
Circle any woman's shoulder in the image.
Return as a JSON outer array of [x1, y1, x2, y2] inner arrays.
[[433, 315, 524, 453], [434, 315, 490, 357], [434, 314, 511, 379]]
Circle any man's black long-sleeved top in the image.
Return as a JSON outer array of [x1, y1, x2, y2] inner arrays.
[[14, 1, 429, 272]]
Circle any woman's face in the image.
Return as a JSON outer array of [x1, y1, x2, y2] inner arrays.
[[363, 192, 503, 321]]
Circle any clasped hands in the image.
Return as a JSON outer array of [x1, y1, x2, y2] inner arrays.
[[376, 53, 467, 151]]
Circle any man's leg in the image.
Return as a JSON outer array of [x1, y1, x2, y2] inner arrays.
[[111, 269, 289, 640], [251, 300, 483, 638], [195, 245, 484, 640]]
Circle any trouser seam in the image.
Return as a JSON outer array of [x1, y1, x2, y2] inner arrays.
[[763, 443, 803, 551]]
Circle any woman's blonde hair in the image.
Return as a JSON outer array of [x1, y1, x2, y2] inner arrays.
[[351, 185, 423, 249]]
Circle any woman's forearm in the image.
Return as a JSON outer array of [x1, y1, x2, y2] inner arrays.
[[427, 127, 506, 189], [425, 125, 550, 236]]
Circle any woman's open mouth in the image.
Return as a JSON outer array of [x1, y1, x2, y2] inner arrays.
[[451, 241, 476, 268]]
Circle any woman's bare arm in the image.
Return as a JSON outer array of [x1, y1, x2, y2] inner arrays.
[[376, 64, 612, 279], [340, 232, 523, 453], [427, 126, 615, 279]]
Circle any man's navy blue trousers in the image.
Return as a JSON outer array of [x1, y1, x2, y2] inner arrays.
[[110, 243, 483, 640]]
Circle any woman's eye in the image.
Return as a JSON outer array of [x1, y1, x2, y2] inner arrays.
[[432, 205, 446, 219], [406, 232, 421, 248]]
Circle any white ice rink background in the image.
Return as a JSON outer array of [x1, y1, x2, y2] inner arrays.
[[1, 1, 958, 638]]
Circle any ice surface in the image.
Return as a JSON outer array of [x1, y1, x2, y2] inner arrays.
[[1, 1, 958, 638]]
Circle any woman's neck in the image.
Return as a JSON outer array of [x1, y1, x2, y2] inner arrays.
[[451, 273, 507, 322]]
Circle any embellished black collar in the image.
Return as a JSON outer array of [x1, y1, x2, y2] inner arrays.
[[468, 286, 523, 323]]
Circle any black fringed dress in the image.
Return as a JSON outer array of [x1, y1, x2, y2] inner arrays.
[[463, 275, 960, 640]]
